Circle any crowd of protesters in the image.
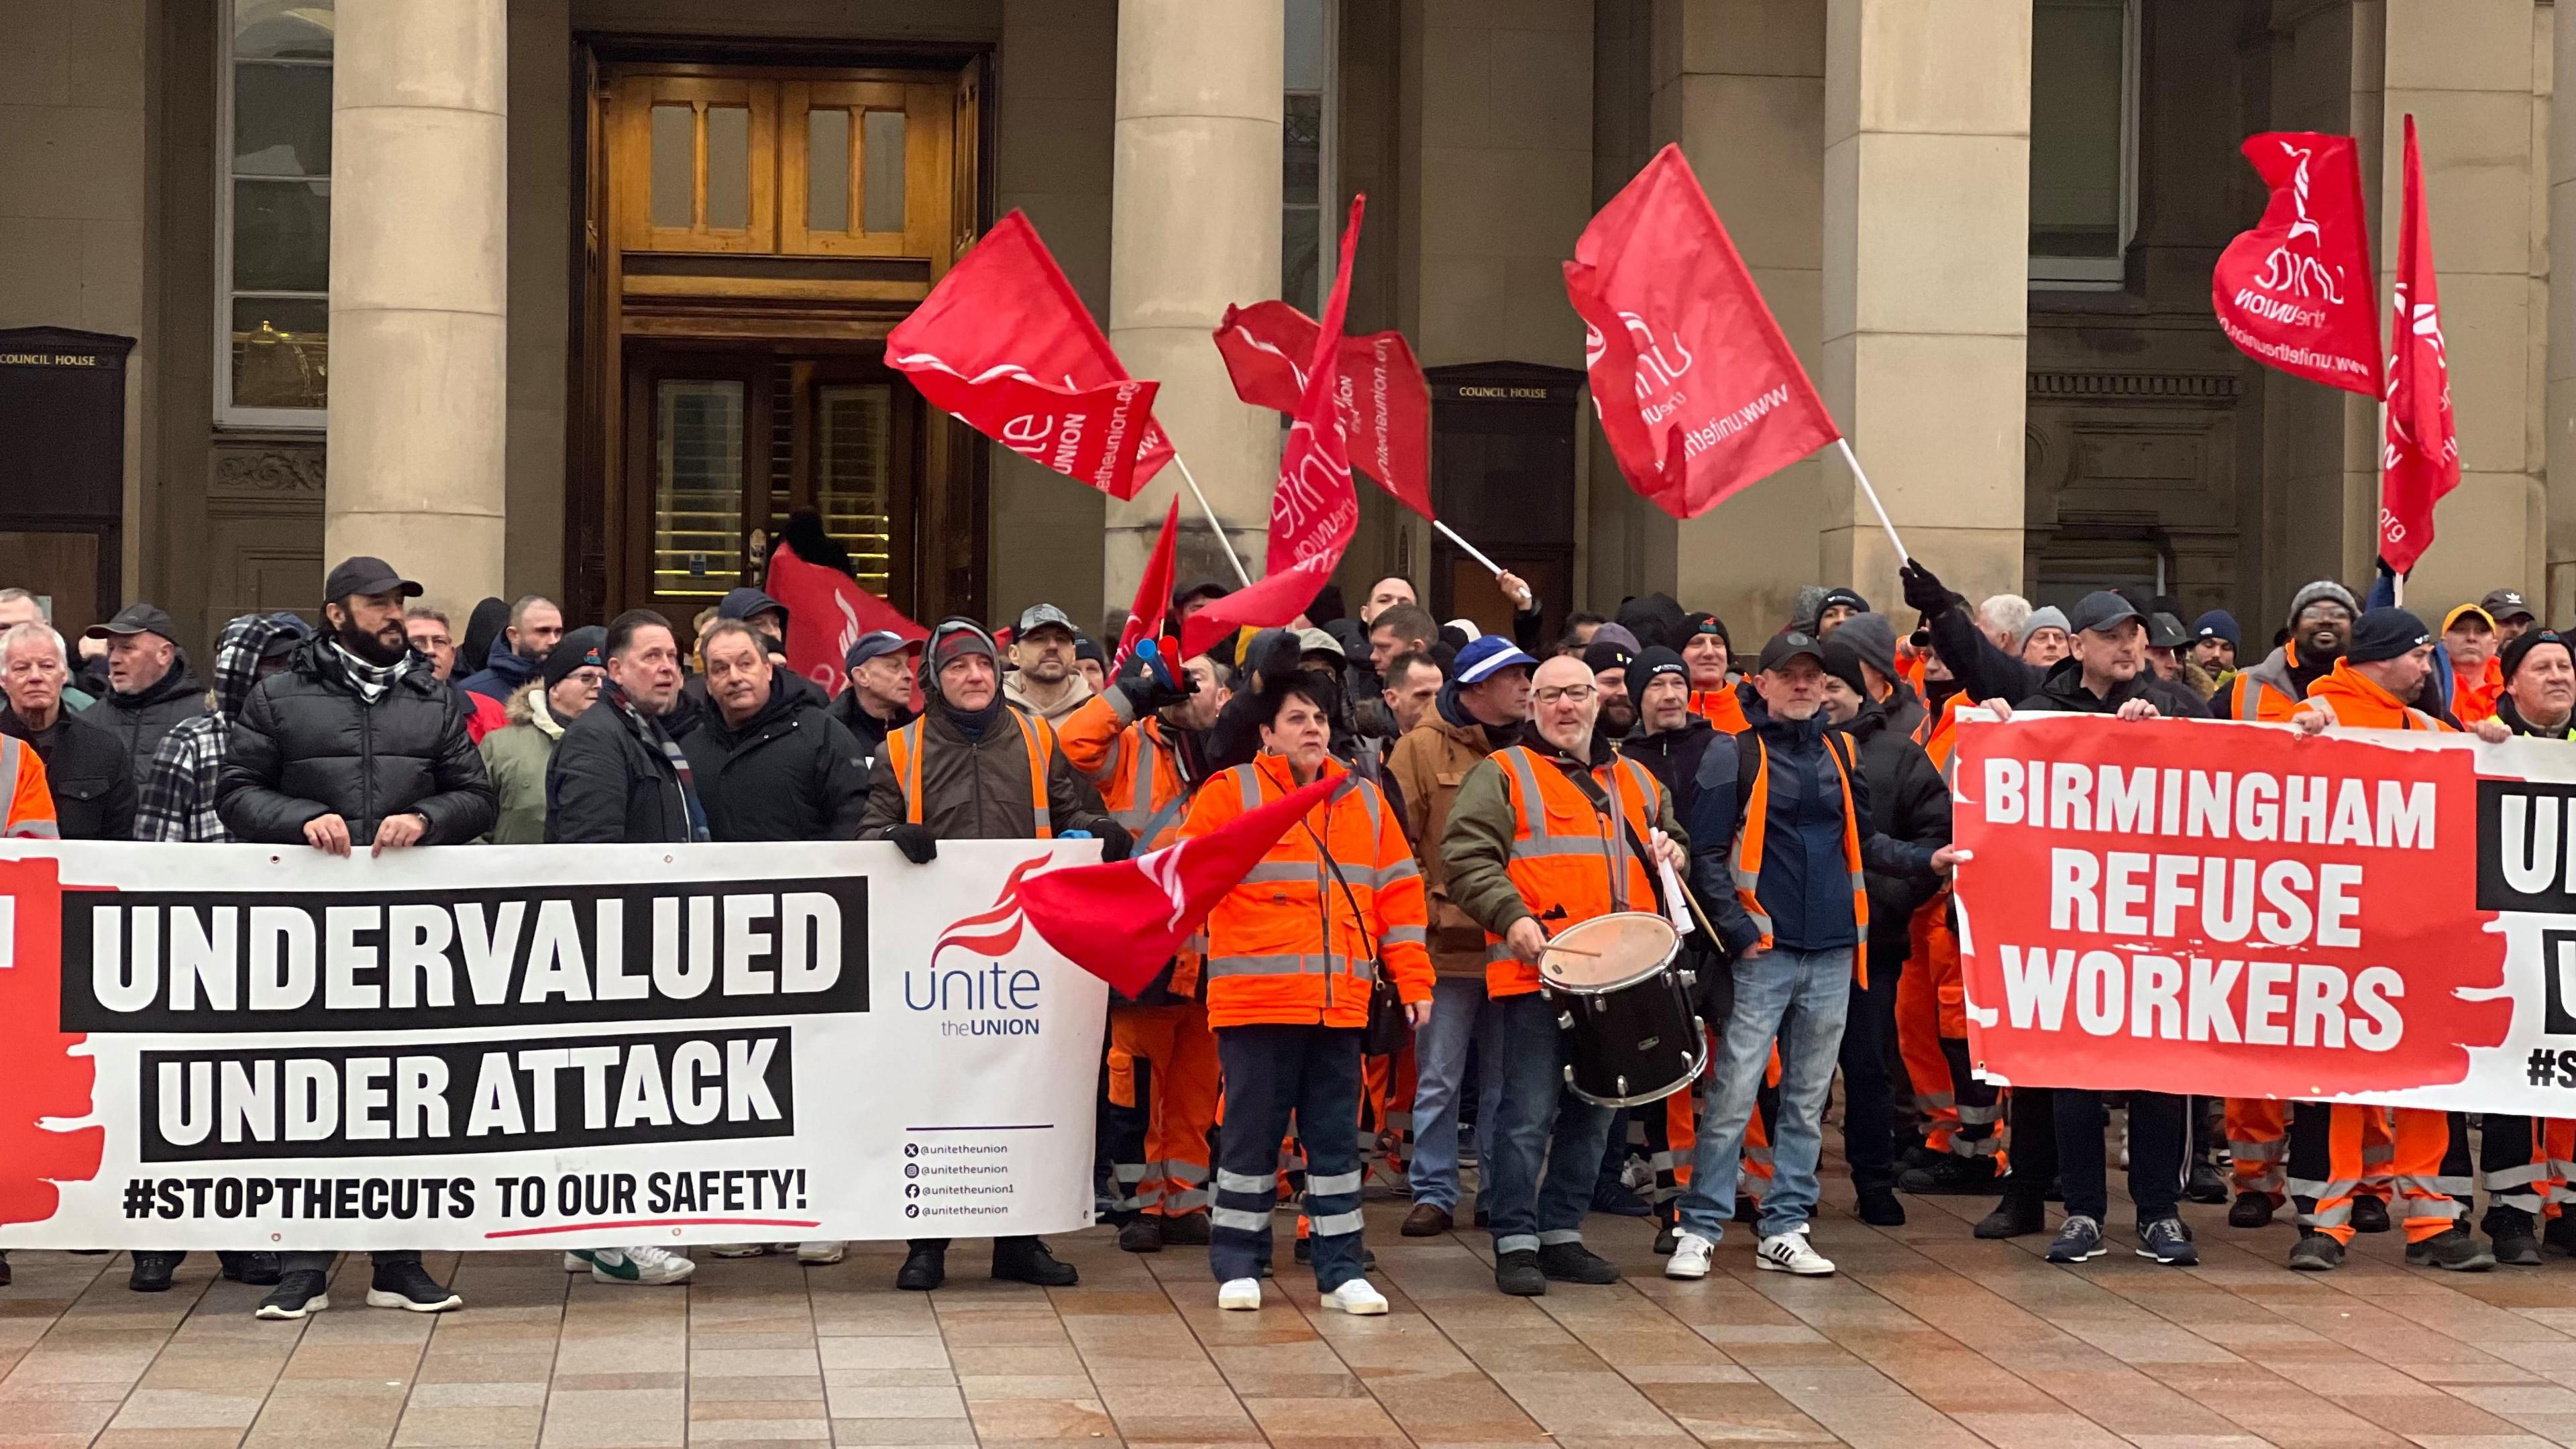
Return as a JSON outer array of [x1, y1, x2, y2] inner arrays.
[[1, 529, 2567, 1318]]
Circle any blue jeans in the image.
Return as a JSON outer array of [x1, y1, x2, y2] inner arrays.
[[1407, 975, 1503, 1212], [1677, 947, 1855, 1242], [1482, 991, 1616, 1254]]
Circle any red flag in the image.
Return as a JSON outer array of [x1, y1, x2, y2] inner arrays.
[[1179, 197, 1368, 661], [2380, 115, 2459, 574], [2212, 132, 2382, 397], [1214, 301, 1434, 518], [1114, 498, 1181, 670], [767, 539, 926, 698], [1017, 775, 1342, 995], [1564, 144, 1838, 520], [886, 211, 1175, 500]]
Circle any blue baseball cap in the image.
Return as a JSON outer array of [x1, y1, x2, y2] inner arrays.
[[1454, 635, 1538, 685]]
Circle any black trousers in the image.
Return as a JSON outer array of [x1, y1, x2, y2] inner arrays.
[[1210, 1024, 1366, 1290], [1837, 950, 1903, 1193], [2004, 1087, 2188, 1224]]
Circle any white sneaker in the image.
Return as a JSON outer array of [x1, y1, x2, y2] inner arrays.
[[1664, 1232, 1716, 1280], [562, 1252, 586, 1273], [795, 1241, 845, 1265], [1217, 1277, 1261, 1311], [1754, 1226, 1835, 1277], [578, 1246, 696, 1285], [1320, 1279, 1389, 1315], [706, 1243, 768, 1258]]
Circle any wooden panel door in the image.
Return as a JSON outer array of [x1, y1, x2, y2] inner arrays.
[[623, 347, 775, 639]]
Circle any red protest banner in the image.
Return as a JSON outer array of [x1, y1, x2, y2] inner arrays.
[[1213, 301, 1433, 519], [1563, 144, 1838, 520], [1114, 497, 1180, 670], [2379, 115, 2459, 574], [2212, 133, 2383, 397], [767, 539, 926, 699], [885, 211, 1175, 500], [1953, 714, 2511, 1104]]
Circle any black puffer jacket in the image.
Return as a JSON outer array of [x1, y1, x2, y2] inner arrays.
[[683, 678, 873, 841], [548, 688, 695, 844], [0, 704, 135, 841], [1833, 698, 1951, 969], [217, 640, 495, 846], [87, 653, 209, 792]]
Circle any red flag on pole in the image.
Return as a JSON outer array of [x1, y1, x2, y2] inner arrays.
[[1014, 775, 1342, 996], [767, 539, 927, 698], [1213, 301, 1434, 519], [886, 211, 1175, 500], [1563, 144, 1838, 520], [1179, 197, 1368, 661], [1114, 498, 1181, 669], [2212, 132, 2383, 397], [2379, 115, 2459, 575]]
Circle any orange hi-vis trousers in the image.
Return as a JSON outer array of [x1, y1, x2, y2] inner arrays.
[[1104, 1002, 1220, 1218], [2287, 1104, 2470, 1244], [2229, 1099, 2392, 1206], [1896, 896, 2004, 1164]]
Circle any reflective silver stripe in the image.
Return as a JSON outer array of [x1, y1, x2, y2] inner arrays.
[[1513, 837, 1616, 860], [2227, 1138, 2286, 1161], [6, 819, 58, 839], [1112, 1164, 1147, 1183], [1307, 1171, 1363, 1196], [1364, 858, 1421, 888], [2403, 1196, 2467, 1220], [1215, 1168, 1272, 1194], [2304, 1202, 2354, 1228], [0, 735, 42, 839], [1167, 1162, 1208, 1185], [1383, 925, 1426, 946], [1091, 731, 1126, 784], [1485, 943, 1517, 963], [1502, 749, 1552, 838], [1164, 1188, 1210, 1212], [1310, 1210, 1364, 1237], [1206, 953, 1326, 977], [1495, 1233, 1540, 1254], [2283, 1175, 2341, 1199], [1132, 730, 1157, 812], [1951, 1136, 2003, 1157], [1915, 1091, 1957, 1112], [1242, 861, 1320, 885], [2484, 1164, 2549, 1190], [1955, 1102, 2004, 1125], [2406, 1174, 2475, 1197], [1538, 1229, 1585, 1246], [2235, 678, 2267, 720], [1211, 1208, 1273, 1232], [1235, 766, 1264, 810], [1110, 1191, 1141, 1211]]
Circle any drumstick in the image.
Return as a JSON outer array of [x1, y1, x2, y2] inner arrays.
[[1543, 945, 1605, 958]]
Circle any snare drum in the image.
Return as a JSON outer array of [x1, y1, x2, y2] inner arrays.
[[1538, 912, 1706, 1108]]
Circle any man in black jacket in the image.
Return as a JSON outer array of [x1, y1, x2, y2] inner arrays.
[[80, 603, 208, 792], [685, 619, 871, 842], [1817, 637, 1949, 1226], [549, 610, 704, 845], [215, 555, 494, 1321], [0, 622, 134, 840], [830, 629, 919, 771]]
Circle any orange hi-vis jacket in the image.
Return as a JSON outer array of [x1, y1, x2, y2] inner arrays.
[[881, 708, 1059, 835], [1479, 744, 1666, 998], [1179, 753, 1433, 1030], [1692, 684, 1749, 735], [2225, 641, 2324, 722], [1061, 690, 1205, 992], [2453, 656, 2504, 726], [1731, 731, 1870, 974], [2302, 661, 2453, 733], [1913, 691, 1968, 777], [2, 735, 58, 839]]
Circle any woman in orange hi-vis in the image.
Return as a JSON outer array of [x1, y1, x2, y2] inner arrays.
[[1179, 671, 1430, 1318], [2282, 607, 2512, 1271], [2, 733, 57, 839]]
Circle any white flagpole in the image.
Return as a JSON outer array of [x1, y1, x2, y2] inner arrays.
[[1833, 436, 1909, 564], [1431, 519, 1534, 609], [1170, 453, 1255, 588]]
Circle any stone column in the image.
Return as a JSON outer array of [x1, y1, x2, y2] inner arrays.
[[2554, 0, 2576, 623], [326, 0, 506, 606], [1106, 0, 1283, 608], [1821, 0, 2031, 610]]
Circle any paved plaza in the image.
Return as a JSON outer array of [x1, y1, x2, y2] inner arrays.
[[10, 1178, 2576, 1449]]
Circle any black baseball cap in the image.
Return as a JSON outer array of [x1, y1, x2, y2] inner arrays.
[[718, 586, 788, 625], [2481, 588, 2537, 625], [1756, 632, 1828, 673], [2145, 612, 2190, 649], [83, 602, 177, 643], [322, 556, 422, 604], [843, 630, 916, 669], [2067, 590, 2143, 636]]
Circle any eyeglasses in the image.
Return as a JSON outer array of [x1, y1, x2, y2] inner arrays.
[[1533, 684, 1597, 704]]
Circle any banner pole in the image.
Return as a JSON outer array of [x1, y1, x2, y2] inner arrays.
[[1431, 519, 1534, 610], [1833, 436, 1909, 564], [1171, 454, 1256, 588]]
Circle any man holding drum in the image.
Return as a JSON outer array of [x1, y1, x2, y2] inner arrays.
[[1443, 653, 1688, 1296]]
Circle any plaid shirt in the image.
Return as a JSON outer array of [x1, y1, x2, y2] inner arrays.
[[133, 612, 309, 843]]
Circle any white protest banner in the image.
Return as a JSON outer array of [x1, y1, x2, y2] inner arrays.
[[0, 841, 1107, 1250], [1952, 714, 2576, 1114]]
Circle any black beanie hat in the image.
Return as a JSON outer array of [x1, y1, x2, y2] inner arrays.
[[2345, 607, 2432, 666], [1819, 637, 1872, 699], [2502, 627, 2572, 682], [542, 627, 606, 690]]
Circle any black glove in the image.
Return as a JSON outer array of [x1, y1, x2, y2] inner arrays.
[[1898, 557, 1962, 619], [1114, 651, 1195, 715], [1096, 819, 1135, 863], [888, 823, 938, 865]]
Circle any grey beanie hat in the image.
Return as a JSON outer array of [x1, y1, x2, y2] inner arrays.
[[2017, 606, 2070, 651], [2287, 580, 2361, 626], [1833, 612, 1900, 683]]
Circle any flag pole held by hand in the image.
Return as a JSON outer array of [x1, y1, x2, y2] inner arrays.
[[1432, 519, 1534, 610], [1171, 453, 1256, 588], [1834, 437, 1908, 564]]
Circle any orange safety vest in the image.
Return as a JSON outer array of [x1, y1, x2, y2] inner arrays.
[[1691, 684, 1750, 735], [1730, 732, 1870, 977], [2225, 641, 2319, 722], [2453, 657, 2504, 726], [1479, 745, 1666, 998], [1181, 754, 1432, 1029], [1, 735, 58, 839], [2302, 662, 2453, 733], [1914, 691, 1969, 782], [881, 709, 1059, 837]]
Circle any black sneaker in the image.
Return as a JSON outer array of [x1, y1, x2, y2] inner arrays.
[[2136, 1218, 2198, 1267], [992, 1237, 1078, 1287], [1855, 1187, 1906, 1226], [1293, 1236, 1310, 1264], [2226, 1191, 2275, 1229], [2349, 1195, 2392, 1234], [1159, 1214, 1210, 1246], [2405, 1226, 2496, 1272], [220, 1251, 281, 1286], [2184, 1162, 2231, 1205], [128, 1252, 180, 1293], [1733, 1195, 1760, 1223], [1652, 1203, 1679, 1256], [1896, 1156, 1996, 1195], [1117, 1217, 1165, 1254], [1494, 1248, 1546, 1296], [2287, 1230, 2345, 1271], [1974, 1193, 2047, 1240], [1471, 1205, 1489, 1228], [366, 1259, 462, 1312], [896, 1243, 945, 1291], [1536, 1241, 1619, 1284], [0, 1252, 11, 1287], [1898, 1142, 1942, 1171], [255, 1269, 332, 1320], [2486, 1208, 2543, 1266], [1591, 1182, 1654, 1218]]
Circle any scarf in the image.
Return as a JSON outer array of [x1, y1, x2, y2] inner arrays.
[[608, 680, 710, 842], [331, 640, 407, 704]]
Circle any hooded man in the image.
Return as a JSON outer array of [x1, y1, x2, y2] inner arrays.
[[863, 617, 1125, 1292], [134, 613, 309, 843], [81, 604, 209, 792], [458, 594, 564, 706]]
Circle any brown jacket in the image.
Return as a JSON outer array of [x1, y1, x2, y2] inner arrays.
[[860, 702, 1114, 841], [1385, 702, 1509, 976]]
